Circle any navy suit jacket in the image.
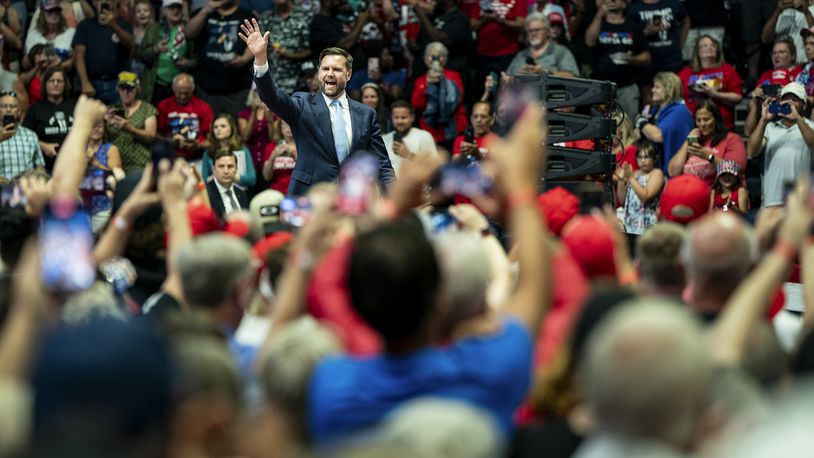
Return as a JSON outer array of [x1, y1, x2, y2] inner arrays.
[[254, 70, 395, 196], [206, 180, 250, 220]]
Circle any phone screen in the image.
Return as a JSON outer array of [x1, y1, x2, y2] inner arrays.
[[280, 196, 313, 227], [336, 154, 379, 215], [367, 57, 379, 74], [438, 162, 493, 198], [0, 184, 26, 208], [39, 198, 96, 294]]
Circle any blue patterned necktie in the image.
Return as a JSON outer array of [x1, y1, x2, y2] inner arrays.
[[331, 99, 349, 163]]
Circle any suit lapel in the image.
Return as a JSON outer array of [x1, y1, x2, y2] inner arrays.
[[349, 101, 363, 155], [310, 93, 337, 161]]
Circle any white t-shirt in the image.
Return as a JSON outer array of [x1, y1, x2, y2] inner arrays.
[[382, 127, 438, 176], [775, 6, 814, 65], [24, 26, 76, 56]]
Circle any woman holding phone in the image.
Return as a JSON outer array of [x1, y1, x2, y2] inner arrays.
[[667, 100, 746, 188], [106, 71, 158, 173]]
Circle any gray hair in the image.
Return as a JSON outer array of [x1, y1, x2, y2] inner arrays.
[[679, 215, 758, 287], [62, 282, 127, 325], [176, 234, 253, 310], [524, 11, 549, 30], [260, 316, 340, 412], [172, 73, 195, 89], [433, 232, 490, 321], [423, 42, 449, 61], [374, 398, 501, 458], [581, 299, 711, 447]]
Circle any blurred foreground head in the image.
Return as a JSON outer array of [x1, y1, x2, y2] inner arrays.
[[32, 318, 172, 457], [580, 300, 710, 451]]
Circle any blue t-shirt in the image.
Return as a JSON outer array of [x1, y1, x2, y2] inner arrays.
[[657, 101, 694, 173], [307, 317, 533, 445]]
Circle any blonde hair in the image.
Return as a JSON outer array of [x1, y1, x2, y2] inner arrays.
[[653, 72, 684, 105], [690, 35, 724, 72]]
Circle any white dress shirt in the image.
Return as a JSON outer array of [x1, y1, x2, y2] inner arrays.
[[214, 179, 240, 214]]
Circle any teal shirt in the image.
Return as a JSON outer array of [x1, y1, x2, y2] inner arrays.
[[201, 146, 256, 188]]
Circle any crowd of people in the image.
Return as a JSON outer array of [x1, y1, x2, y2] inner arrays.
[[2, 0, 814, 456]]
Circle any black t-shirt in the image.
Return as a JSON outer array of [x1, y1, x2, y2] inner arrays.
[[72, 19, 134, 80], [193, 8, 253, 93], [415, 8, 473, 75], [684, 0, 726, 28], [626, 0, 687, 72], [591, 20, 649, 87], [23, 98, 76, 145], [508, 419, 583, 458]]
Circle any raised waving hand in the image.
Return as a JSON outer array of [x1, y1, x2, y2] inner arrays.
[[238, 18, 270, 66]]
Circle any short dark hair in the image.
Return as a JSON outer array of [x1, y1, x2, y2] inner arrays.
[[348, 217, 440, 342], [472, 100, 493, 115], [213, 150, 237, 164], [318, 47, 353, 71], [390, 100, 414, 114]]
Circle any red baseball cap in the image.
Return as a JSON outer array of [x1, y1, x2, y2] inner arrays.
[[537, 186, 580, 236], [768, 68, 794, 86], [659, 175, 710, 225], [548, 12, 564, 25], [561, 215, 617, 280]]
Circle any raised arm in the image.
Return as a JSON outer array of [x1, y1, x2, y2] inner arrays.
[[239, 18, 302, 124], [710, 182, 812, 366], [51, 96, 106, 196], [488, 105, 549, 335]]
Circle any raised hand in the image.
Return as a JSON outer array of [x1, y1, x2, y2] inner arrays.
[[238, 18, 270, 66]]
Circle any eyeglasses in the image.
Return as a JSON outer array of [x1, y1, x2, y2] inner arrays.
[[526, 27, 547, 34], [117, 85, 136, 92], [0, 91, 16, 98], [165, 3, 182, 9]]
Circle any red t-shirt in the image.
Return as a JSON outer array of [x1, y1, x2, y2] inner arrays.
[[156, 95, 214, 159], [474, 0, 527, 57], [263, 142, 295, 194], [757, 67, 801, 88], [452, 132, 499, 157], [682, 132, 747, 188], [27, 75, 42, 106], [306, 241, 381, 355], [411, 69, 468, 142], [678, 63, 743, 130]]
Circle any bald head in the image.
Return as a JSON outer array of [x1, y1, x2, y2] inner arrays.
[[682, 212, 756, 286], [582, 300, 710, 448], [172, 73, 195, 105]]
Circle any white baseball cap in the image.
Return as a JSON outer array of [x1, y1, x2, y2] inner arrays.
[[781, 81, 807, 102]]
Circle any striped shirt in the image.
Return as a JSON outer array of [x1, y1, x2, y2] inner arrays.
[[0, 126, 44, 179]]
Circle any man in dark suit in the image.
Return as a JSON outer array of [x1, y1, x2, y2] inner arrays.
[[206, 150, 250, 219], [239, 19, 395, 196]]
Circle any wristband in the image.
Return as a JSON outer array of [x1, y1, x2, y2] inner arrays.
[[112, 215, 131, 232], [773, 239, 797, 263], [506, 187, 537, 210], [288, 249, 316, 272]]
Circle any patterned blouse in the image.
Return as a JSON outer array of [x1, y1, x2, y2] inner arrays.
[[108, 100, 157, 173], [259, 7, 312, 94]]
